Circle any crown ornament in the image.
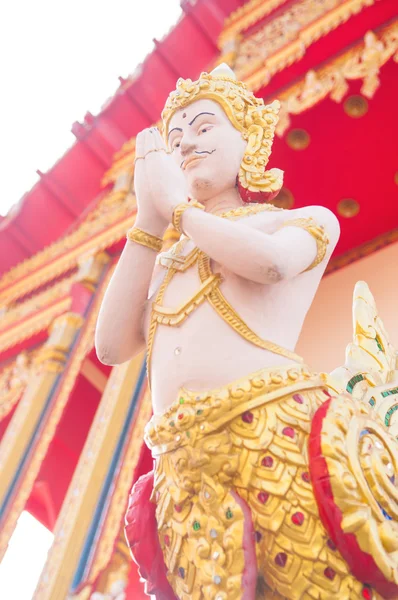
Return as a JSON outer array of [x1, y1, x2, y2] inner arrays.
[[161, 64, 283, 203]]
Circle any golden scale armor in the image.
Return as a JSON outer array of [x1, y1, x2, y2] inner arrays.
[[125, 65, 398, 600]]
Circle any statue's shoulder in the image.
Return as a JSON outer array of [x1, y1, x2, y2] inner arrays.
[[281, 204, 341, 246]]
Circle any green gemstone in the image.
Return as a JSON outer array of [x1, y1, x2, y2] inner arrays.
[[346, 374, 364, 394], [193, 520, 201, 531], [186, 431, 191, 438], [169, 421, 175, 427], [196, 409, 203, 415], [369, 397, 376, 407], [226, 508, 233, 520], [375, 336, 384, 352], [179, 397, 185, 404]]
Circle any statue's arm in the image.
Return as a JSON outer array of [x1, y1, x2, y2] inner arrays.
[[95, 218, 162, 366], [181, 204, 340, 283]]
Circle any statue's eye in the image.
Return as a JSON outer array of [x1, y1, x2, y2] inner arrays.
[[199, 127, 208, 134], [172, 141, 181, 151]]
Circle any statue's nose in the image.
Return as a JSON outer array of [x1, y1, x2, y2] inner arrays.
[[180, 141, 197, 157]]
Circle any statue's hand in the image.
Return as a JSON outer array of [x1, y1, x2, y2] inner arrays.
[[134, 128, 169, 235], [144, 128, 189, 222]]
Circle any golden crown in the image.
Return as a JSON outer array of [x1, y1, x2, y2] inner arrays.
[[161, 64, 283, 200]]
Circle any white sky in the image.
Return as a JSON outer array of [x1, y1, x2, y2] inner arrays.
[[0, 1, 182, 596], [0, 0, 182, 216], [0, 512, 54, 600]]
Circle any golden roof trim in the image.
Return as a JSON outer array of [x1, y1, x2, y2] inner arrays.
[[218, 0, 287, 47], [235, 0, 380, 91]]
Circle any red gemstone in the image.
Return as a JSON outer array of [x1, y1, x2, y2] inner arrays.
[[293, 394, 304, 404], [282, 427, 295, 439], [324, 567, 336, 581], [242, 411, 254, 424], [175, 504, 182, 513], [261, 456, 274, 468], [258, 492, 269, 504], [291, 512, 304, 526], [178, 413, 184, 420], [274, 552, 287, 567], [327, 539, 337, 551], [362, 587, 372, 600], [164, 534, 170, 547], [302, 472, 310, 483]]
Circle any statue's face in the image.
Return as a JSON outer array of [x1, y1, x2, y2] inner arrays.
[[167, 99, 247, 202]]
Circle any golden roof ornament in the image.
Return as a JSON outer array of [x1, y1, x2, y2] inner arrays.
[[161, 63, 284, 203]]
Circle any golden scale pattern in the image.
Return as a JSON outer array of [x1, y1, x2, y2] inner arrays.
[[145, 364, 380, 600]]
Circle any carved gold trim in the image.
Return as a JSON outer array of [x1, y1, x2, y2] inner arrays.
[[326, 228, 398, 275], [0, 190, 135, 303], [218, 0, 287, 48], [0, 351, 36, 421], [219, 0, 380, 91], [0, 296, 72, 355], [0, 212, 134, 305], [276, 22, 398, 135], [81, 390, 152, 594], [0, 267, 110, 563], [0, 274, 75, 333], [33, 351, 146, 600]]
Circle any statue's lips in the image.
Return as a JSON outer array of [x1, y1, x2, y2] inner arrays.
[[183, 155, 206, 170]]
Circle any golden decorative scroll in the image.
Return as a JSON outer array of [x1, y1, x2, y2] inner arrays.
[[0, 351, 34, 421], [276, 22, 398, 135], [0, 188, 135, 303], [0, 274, 75, 332], [221, 0, 379, 91], [218, 0, 287, 49]]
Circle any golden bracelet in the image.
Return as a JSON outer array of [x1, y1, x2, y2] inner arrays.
[[278, 217, 329, 272], [172, 201, 205, 235], [126, 227, 163, 253]]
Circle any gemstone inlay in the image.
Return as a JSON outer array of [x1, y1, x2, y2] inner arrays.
[[255, 531, 262, 543], [213, 575, 221, 585], [291, 512, 304, 526], [274, 552, 287, 567], [258, 492, 269, 504], [175, 504, 182, 513], [242, 411, 254, 424], [282, 427, 295, 439], [193, 520, 201, 531], [261, 456, 274, 468], [226, 508, 233, 519], [327, 539, 337, 551], [324, 567, 336, 580], [164, 534, 170, 546], [178, 567, 185, 579], [362, 586, 372, 600], [302, 472, 310, 483], [210, 528, 217, 539], [293, 393, 304, 404]]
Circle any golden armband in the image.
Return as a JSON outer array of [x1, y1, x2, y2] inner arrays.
[[279, 217, 329, 272], [172, 201, 205, 235], [126, 227, 163, 253]]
